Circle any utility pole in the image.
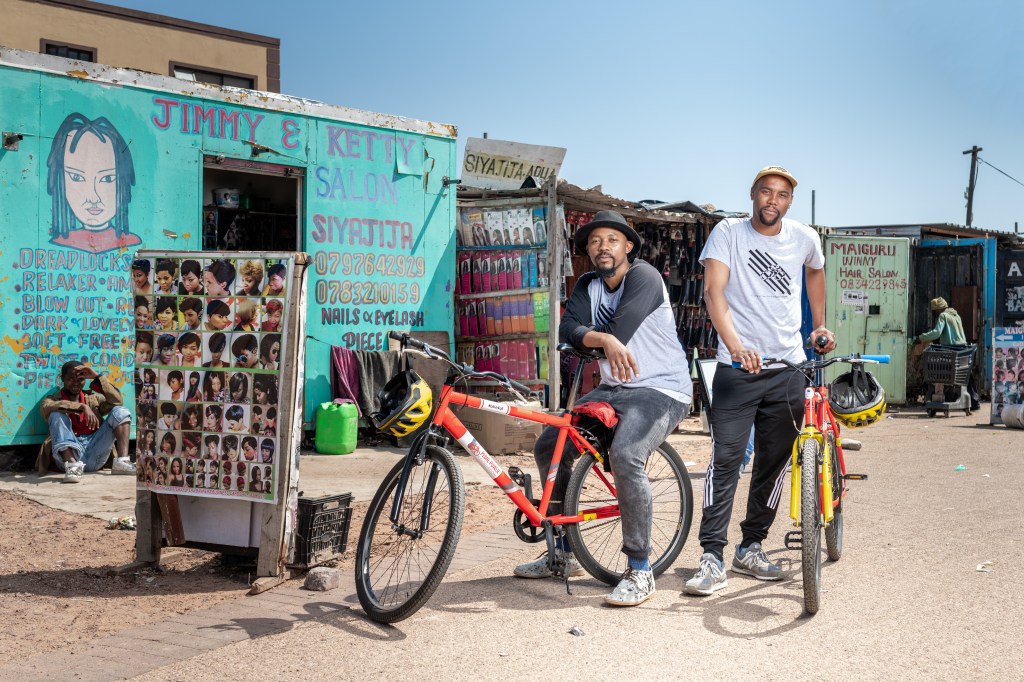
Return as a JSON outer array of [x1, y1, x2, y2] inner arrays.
[[811, 189, 816, 225], [963, 145, 982, 227]]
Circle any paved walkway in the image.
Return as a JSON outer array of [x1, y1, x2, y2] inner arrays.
[[0, 444, 544, 681], [0, 521, 526, 681], [0, 428, 709, 680], [0, 445, 503, 521]]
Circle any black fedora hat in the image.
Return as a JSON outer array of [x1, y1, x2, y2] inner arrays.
[[574, 210, 642, 260]]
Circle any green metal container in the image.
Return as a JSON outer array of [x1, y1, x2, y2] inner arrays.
[[315, 401, 358, 455]]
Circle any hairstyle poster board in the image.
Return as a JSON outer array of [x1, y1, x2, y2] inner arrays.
[[131, 252, 298, 504], [991, 326, 1024, 425]]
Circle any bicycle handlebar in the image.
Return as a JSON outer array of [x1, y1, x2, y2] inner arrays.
[[389, 332, 534, 396], [731, 353, 891, 371], [859, 355, 890, 364]]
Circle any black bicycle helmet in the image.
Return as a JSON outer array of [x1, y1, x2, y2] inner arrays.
[[372, 370, 432, 437], [829, 364, 886, 428]]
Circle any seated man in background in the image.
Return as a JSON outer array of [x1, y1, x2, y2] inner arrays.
[[40, 361, 134, 483]]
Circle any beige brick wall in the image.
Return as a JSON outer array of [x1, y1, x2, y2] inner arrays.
[[0, 0, 275, 90]]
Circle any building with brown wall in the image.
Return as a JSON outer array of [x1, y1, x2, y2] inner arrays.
[[0, 0, 279, 91]]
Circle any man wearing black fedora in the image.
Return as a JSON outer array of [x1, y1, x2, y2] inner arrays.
[[514, 210, 692, 606]]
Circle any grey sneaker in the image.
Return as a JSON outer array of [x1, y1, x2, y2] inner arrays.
[[605, 567, 655, 606], [62, 461, 84, 484], [732, 542, 783, 581], [513, 550, 584, 579], [684, 553, 728, 596]]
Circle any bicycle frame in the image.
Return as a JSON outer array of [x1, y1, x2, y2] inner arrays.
[[790, 378, 845, 526], [391, 381, 618, 531]]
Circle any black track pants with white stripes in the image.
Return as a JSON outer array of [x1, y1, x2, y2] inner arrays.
[[698, 364, 804, 559]]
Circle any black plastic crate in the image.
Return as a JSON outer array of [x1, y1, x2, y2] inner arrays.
[[293, 493, 353, 567], [923, 344, 975, 385]]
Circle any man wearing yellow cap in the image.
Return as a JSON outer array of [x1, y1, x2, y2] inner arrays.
[[915, 297, 980, 410], [685, 165, 835, 596]]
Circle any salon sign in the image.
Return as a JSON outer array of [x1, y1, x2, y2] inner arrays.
[[0, 48, 457, 444]]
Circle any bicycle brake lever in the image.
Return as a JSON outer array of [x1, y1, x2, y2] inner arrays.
[[507, 386, 529, 403]]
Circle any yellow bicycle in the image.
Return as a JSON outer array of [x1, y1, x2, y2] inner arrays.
[[743, 344, 888, 613]]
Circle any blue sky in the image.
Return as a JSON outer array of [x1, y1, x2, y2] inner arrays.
[[116, 1, 1024, 230]]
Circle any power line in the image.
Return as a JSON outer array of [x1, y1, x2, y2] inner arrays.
[[978, 156, 1024, 189]]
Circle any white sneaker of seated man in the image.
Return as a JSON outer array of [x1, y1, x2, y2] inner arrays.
[[111, 457, 136, 475], [63, 461, 85, 483]]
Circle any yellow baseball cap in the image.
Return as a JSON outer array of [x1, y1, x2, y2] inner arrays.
[[753, 165, 798, 189]]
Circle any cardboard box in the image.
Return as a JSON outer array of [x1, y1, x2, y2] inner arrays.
[[458, 400, 544, 455]]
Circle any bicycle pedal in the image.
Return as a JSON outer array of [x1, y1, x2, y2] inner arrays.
[[784, 530, 802, 549], [507, 466, 534, 500], [843, 473, 868, 481]]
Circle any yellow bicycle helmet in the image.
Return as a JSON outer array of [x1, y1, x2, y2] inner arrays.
[[829, 365, 886, 428], [372, 370, 432, 437]]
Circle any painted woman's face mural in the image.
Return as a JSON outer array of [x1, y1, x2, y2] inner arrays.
[[46, 113, 141, 254], [63, 131, 118, 229]]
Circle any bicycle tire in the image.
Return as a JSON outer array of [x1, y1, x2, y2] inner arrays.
[[355, 445, 464, 623], [801, 438, 822, 615], [564, 441, 693, 586], [824, 434, 844, 562]]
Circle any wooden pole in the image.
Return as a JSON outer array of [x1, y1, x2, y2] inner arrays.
[[256, 253, 309, 578], [963, 145, 982, 227], [546, 176, 561, 411]]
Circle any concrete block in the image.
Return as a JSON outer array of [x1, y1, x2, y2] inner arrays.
[[304, 566, 343, 591]]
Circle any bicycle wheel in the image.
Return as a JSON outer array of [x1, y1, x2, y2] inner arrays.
[[564, 442, 693, 586], [801, 438, 822, 615], [355, 445, 464, 623], [824, 433, 844, 562]]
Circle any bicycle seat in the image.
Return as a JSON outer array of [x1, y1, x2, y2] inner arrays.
[[556, 343, 606, 360]]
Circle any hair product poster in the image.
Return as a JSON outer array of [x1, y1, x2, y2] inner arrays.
[[133, 253, 291, 503]]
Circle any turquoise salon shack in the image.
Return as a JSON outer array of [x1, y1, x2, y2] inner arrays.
[[0, 47, 457, 445]]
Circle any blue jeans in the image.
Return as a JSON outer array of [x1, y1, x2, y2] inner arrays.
[[742, 426, 755, 470], [49, 406, 131, 472]]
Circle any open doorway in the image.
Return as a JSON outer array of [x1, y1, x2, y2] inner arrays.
[[202, 156, 303, 251]]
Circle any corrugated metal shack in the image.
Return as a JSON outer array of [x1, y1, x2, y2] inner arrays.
[[825, 222, 1024, 398], [455, 179, 727, 410]]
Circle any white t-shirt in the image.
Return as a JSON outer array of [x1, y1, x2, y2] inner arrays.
[[700, 217, 825, 365]]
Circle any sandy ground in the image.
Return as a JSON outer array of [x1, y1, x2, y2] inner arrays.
[[0, 420, 713, 668], [0, 481, 541, 666], [129, 405, 1024, 681], [0, 489, 248, 665]]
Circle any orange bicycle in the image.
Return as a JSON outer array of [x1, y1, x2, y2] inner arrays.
[[355, 332, 693, 623]]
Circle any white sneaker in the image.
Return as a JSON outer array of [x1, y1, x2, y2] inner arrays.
[[111, 457, 136, 475], [684, 553, 729, 596], [513, 549, 585, 579], [63, 461, 84, 483], [605, 567, 656, 606]]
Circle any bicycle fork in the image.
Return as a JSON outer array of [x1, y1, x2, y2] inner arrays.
[[786, 428, 834, 548], [389, 431, 441, 539]]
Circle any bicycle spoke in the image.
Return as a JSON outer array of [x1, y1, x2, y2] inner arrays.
[[357, 449, 463, 619], [566, 445, 692, 585]]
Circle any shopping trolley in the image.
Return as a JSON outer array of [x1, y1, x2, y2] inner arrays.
[[923, 344, 975, 417]]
